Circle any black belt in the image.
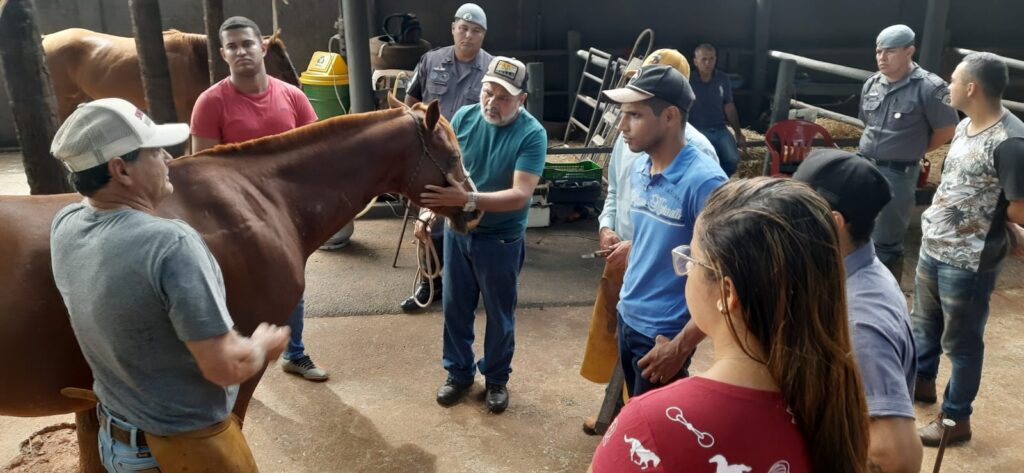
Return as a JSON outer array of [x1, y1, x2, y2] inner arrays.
[[98, 408, 148, 447]]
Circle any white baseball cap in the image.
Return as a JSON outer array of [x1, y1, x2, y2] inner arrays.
[[483, 56, 528, 95], [51, 98, 189, 172]]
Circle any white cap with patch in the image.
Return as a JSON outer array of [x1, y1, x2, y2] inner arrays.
[[50, 98, 189, 172], [483, 56, 527, 95]]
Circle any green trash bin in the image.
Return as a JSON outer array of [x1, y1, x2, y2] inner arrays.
[[300, 51, 350, 120]]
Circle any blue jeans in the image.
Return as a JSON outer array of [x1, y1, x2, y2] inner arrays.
[[872, 161, 920, 265], [697, 126, 740, 177], [912, 251, 1001, 418], [283, 298, 306, 360], [441, 227, 525, 386], [97, 404, 160, 472], [617, 314, 691, 397]]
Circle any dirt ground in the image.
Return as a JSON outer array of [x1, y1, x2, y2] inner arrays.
[[2, 152, 1023, 472]]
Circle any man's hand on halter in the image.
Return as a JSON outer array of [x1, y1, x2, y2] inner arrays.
[[421, 173, 470, 208]]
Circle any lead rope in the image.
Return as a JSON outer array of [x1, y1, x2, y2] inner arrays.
[[410, 215, 442, 308]]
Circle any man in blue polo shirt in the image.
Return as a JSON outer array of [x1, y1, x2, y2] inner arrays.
[[794, 149, 922, 473], [419, 56, 546, 413], [601, 65, 726, 396]]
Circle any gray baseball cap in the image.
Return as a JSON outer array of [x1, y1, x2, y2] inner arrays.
[[876, 24, 915, 48], [454, 3, 486, 30]]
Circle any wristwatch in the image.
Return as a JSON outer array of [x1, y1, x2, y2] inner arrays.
[[463, 192, 479, 212]]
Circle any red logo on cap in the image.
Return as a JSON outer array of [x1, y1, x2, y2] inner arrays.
[[134, 109, 143, 120]]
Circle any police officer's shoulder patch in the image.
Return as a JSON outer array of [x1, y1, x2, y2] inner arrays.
[[923, 71, 949, 89], [936, 86, 952, 105]]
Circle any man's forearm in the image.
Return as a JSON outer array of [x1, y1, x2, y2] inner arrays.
[[476, 188, 533, 212], [671, 321, 706, 355]]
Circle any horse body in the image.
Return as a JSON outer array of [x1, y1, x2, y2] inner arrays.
[[0, 101, 476, 421], [42, 28, 300, 122]]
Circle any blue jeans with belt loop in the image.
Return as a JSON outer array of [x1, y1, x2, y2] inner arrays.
[[912, 251, 1001, 419], [441, 226, 525, 386], [697, 126, 740, 177], [871, 160, 920, 265], [97, 404, 160, 472]]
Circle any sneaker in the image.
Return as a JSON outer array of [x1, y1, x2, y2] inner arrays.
[[919, 414, 971, 447], [282, 355, 329, 381], [399, 280, 442, 313]]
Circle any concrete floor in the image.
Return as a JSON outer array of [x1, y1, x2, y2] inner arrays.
[[2, 152, 1024, 472]]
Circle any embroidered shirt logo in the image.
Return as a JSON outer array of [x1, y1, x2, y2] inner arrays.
[[623, 435, 661, 470], [709, 454, 751, 473], [768, 460, 791, 473]]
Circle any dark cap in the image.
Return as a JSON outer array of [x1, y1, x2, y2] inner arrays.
[[602, 64, 695, 113], [792, 149, 892, 226]]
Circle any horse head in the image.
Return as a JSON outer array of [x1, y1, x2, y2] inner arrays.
[[388, 94, 482, 233], [263, 30, 301, 88]]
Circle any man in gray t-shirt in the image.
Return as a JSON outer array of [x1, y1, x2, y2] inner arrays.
[[49, 98, 288, 472], [794, 149, 922, 473]]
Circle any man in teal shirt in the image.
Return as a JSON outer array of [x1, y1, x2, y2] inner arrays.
[[419, 56, 546, 413]]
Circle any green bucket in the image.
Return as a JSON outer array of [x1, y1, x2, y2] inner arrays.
[[303, 83, 350, 119], [300, 51, 350, 119]]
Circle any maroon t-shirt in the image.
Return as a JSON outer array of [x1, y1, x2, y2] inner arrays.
[[591, 376, 810, 473]]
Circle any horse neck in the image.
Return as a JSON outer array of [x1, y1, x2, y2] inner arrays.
[[223, 110, 418, 256]]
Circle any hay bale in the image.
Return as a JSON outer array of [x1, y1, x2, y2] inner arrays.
[[815, 117, 863, 140]]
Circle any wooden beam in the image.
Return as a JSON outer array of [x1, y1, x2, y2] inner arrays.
[[0, 0, 73, 194], [527, 62, 545, 120], [202, 0, 229, 84], [919, 0, 951, 73], [129, 0, 183, 156], [749, 0, 773, 120], [769, 58, 796, 124]]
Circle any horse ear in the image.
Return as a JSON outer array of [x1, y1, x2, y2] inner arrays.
[[387, 92, 407, 110], [425, 100, 441, 132]]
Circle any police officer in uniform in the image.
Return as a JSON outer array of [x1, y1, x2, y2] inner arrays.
[[399, 3, 493, 312], [858, 24, 959, 284]]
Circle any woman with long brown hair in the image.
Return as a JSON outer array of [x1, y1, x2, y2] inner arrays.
[[590, 177, 869, 473]]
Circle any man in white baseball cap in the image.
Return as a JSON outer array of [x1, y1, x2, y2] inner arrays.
[[50, 97, 289, 472]]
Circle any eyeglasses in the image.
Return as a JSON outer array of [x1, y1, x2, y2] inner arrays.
[[671, 245, 715, 277]]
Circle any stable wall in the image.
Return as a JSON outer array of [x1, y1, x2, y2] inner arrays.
[[2, 0, 1023, 147]]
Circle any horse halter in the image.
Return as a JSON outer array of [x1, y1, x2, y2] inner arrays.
[[402, 110, 467, 196]]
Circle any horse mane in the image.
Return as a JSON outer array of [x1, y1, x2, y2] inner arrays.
[[186, 108, 410, 160]]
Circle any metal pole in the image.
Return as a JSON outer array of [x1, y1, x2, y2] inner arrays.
[[932, 418, 956, 473], [749, 0, 773, 120], [955, 48, 1024, 71], [769, 58, 796, 124], [341, 0, 373, 113], [790, 99, 864, 128], [0, 0, 73, 194], [768, 50, 872, 81], [129, 0, 183, 157], [526, 62, 544, 119], [919, 0, 951, 73], [202, 0, 228, 84]]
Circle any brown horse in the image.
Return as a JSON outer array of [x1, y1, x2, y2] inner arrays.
[[0, 97, 478, 471], [42, 28, 301, 122]]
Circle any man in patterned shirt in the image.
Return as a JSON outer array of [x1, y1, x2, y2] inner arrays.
[[914, 52, 1024, 446]]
